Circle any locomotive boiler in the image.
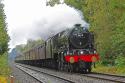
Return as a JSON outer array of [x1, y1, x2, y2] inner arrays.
[[15, 24, 99, 73]]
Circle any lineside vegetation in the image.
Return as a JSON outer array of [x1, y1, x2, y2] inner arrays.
[[48, 0, 125, 75], [0, 1, 9, 78]]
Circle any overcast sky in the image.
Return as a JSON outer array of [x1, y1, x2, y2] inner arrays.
[[3, 0, 88, 51]]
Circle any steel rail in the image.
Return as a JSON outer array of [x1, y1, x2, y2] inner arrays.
[[81, 72, 125, 83], [16, 64, 74, 83], [15, 65, 43, 83], [17, 63, 125, 83]]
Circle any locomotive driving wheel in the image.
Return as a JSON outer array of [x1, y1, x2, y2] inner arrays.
[[68, 63, 74, 72], [63, 64, 68, 72], [58, 53, 64, 71], [58, 59, 63, 70], [58, 61, 61, 70], [58, 60, 60, 70]]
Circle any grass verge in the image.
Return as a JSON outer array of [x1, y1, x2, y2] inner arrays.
[[0, 52, 10, 83], [92, 63, 125, 76]]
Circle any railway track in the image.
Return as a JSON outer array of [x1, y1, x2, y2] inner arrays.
[[16, 65, 74, 83], [16, 63, 125, 83], [83, 72, 125, 83]]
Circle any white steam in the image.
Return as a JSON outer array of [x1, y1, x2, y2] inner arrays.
[[3, 0, 89, 50]]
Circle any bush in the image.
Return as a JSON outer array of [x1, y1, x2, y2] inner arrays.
[[115, 56, 125, 67], [0, 53, 10, 76]]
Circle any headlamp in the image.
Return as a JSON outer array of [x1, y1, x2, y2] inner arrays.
[[94, 50, 96, 54], [67, 51, 69, 55], [80, 51, 84, 54]]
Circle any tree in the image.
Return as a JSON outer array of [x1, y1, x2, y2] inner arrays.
[[15, 39, 44, 53], [0, 2, 9, 55]]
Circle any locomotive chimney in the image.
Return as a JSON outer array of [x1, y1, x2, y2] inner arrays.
[[74, 24, 81, 27]]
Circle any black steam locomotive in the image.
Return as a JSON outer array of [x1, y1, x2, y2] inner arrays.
[[15, 24, 99, 73]]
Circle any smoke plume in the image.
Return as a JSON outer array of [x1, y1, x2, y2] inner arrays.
[[3, 0, 89, 51]]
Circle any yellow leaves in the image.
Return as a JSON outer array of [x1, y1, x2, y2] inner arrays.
[[0, 76, 7, 83]]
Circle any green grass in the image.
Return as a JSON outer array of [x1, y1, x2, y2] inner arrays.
[[0, 53, 10, 76], [92, 63, 125, 76]]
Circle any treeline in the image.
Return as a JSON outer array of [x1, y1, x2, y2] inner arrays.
[[48, 0, 125, 67], [9, 39, 44, 61], [15, 39, 44, 53]]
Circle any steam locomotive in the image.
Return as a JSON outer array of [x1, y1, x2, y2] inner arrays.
[[15, 24, 99, 73]]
